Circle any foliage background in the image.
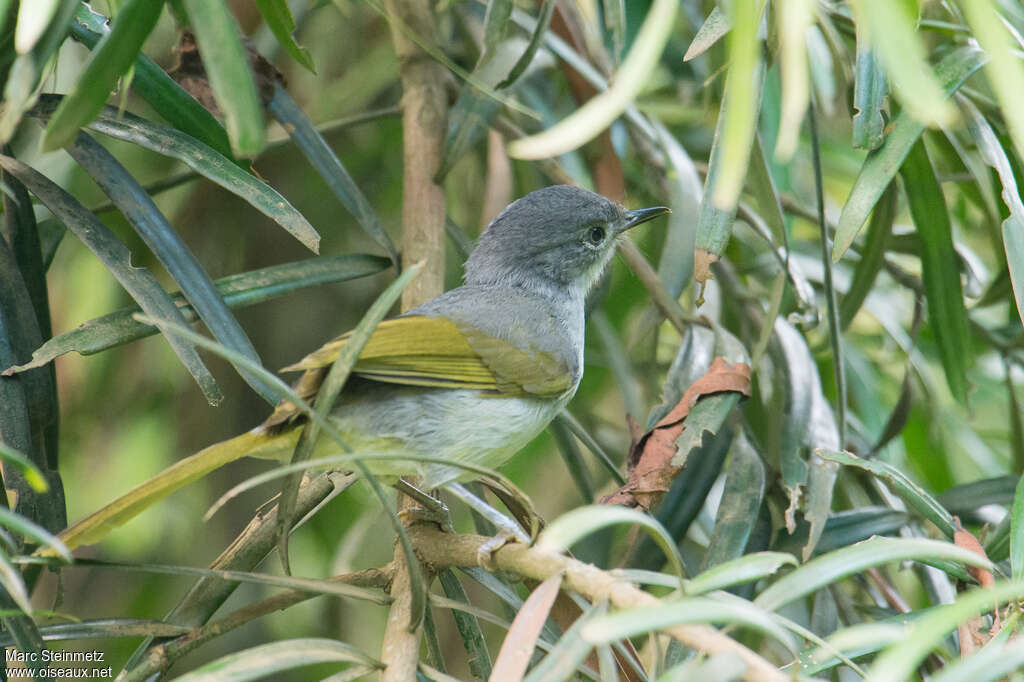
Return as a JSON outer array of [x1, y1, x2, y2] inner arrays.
[[2, 0, 1024, 680]]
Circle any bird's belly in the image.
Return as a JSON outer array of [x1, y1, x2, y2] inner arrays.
[[327, 385, 572, 489]]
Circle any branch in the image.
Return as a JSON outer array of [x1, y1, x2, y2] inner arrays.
[[120, 566, 393, 682], [384, 0, 447, 311], [411, 526, 789, 682]]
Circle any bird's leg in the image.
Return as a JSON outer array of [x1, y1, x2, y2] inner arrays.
[[444, 482, 530, 568], [393, 478, 453, 532]]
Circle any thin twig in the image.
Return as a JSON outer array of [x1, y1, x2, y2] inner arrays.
[[119, 567, 392, 682]]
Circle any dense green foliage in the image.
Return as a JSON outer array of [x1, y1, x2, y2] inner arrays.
[[2, 0, 1024, 680]]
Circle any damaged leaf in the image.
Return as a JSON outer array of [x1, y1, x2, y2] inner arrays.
[[603, 357, 751, 509]]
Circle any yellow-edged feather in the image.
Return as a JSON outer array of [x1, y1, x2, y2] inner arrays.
[[264, 316, 573, 429]]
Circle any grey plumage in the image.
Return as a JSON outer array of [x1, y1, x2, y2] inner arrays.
[[270, 185, 667, 489]]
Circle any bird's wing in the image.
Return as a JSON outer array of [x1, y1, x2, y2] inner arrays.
[[262, 315, 573, 429]]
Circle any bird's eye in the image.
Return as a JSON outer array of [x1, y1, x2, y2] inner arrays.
[[587, 225, 606, 245]]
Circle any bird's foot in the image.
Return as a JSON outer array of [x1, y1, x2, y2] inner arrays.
[[476, 529, 519, 570], [394, 478, 454, 532]]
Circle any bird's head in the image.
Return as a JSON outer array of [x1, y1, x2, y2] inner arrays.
[[464, 185, 669, 296]]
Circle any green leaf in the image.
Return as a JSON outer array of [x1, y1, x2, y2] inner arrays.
[[64, 558, 388, 604], [686, 552, 797, 595], [41, 0, 164, 151], [866, 581, 1024, 682], [772, 319, 813, 523], [496, 0, 554, 89], [1011, 474, 1024, 579], [683, 6, 729, 62], [70, 3, 235, 161], [31, 95, 319, 253], [254, 0, 315, 72], [180, 0, 265, 156], [702, 431, 765, 569], [816, 449, 955, 537], [0, 154, 222, 405], [754, 536, 992, 612], [709, 0, 763, 209], [0, 618, 191, 646], [438, 570, 492, 680], [580, 596, 795, 653], [267, 85, 397, 265], [774, 0, 813, 159], [7, 254, 389, 372], [0, 507, 69, 561], [840, 181, 897, 328], [832, 45, 986, 261], [506, 0, 676, 159], [0, 444, 47, 493], [0, 0, 77, 142], [537, 505, 685, 584], [900, 138, 971, 403], [851, 24, 887, 151], [0, 552, 32, 615], [66, 132, 276, 404], [927, 636, 1024, 682], [960, 0, 1024, 165], [481, 0, 512, 59], [172, 638, 382, 682], [13, 0, 59, 54], [960, 95, 1024, 329], [938, 476, 1017, 515], [849, 0, 955, 127]]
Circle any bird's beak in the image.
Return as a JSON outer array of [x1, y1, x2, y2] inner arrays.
[[621, 206, 671, 233]]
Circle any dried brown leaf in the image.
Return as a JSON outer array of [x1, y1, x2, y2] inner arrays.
[[603, 357, 751, 509]]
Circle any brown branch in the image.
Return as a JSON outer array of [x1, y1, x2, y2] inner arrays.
[[385, 0, 447, 312], [380, 0, 449, 676], [412, 526, 789, 682], [120, 566, 393, 682]]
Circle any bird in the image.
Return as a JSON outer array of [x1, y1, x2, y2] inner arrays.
[[55, 185, 669, 550]]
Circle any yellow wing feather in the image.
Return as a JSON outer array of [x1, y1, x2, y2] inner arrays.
[[263, 316, 573, 430]]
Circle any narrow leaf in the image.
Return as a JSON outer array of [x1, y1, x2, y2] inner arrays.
[[832, 46, 986, 260], [0, 155, 222, 404], [180, 0, 265, 156], [42, 0, 165, 151], [267, 86, 396, 264], [506, 0, 676, 159], [710, 0, 763, 209], [840, 181, 897, 328], [496, 0, 554, 89], [817, 449, 955, 537], [900, 138, 971, 403], [537, 506, 685, 584], [31, 95, 319, 253], [755, 536, 992, 612], [851, 24, 887, 150], [66, 132, 276, 404], [683, 6, 729, 62], [7, 254, 389, 372], [489, 574, 563, 682], [1011, 474, 1024, 579], [70, 4, 235, 161], [849, 0, 955, 126], [173, 638, 382, 681], [254, 0, 315, 72]]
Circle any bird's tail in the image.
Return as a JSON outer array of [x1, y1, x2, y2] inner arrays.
[[47, 428, 301, 556]]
